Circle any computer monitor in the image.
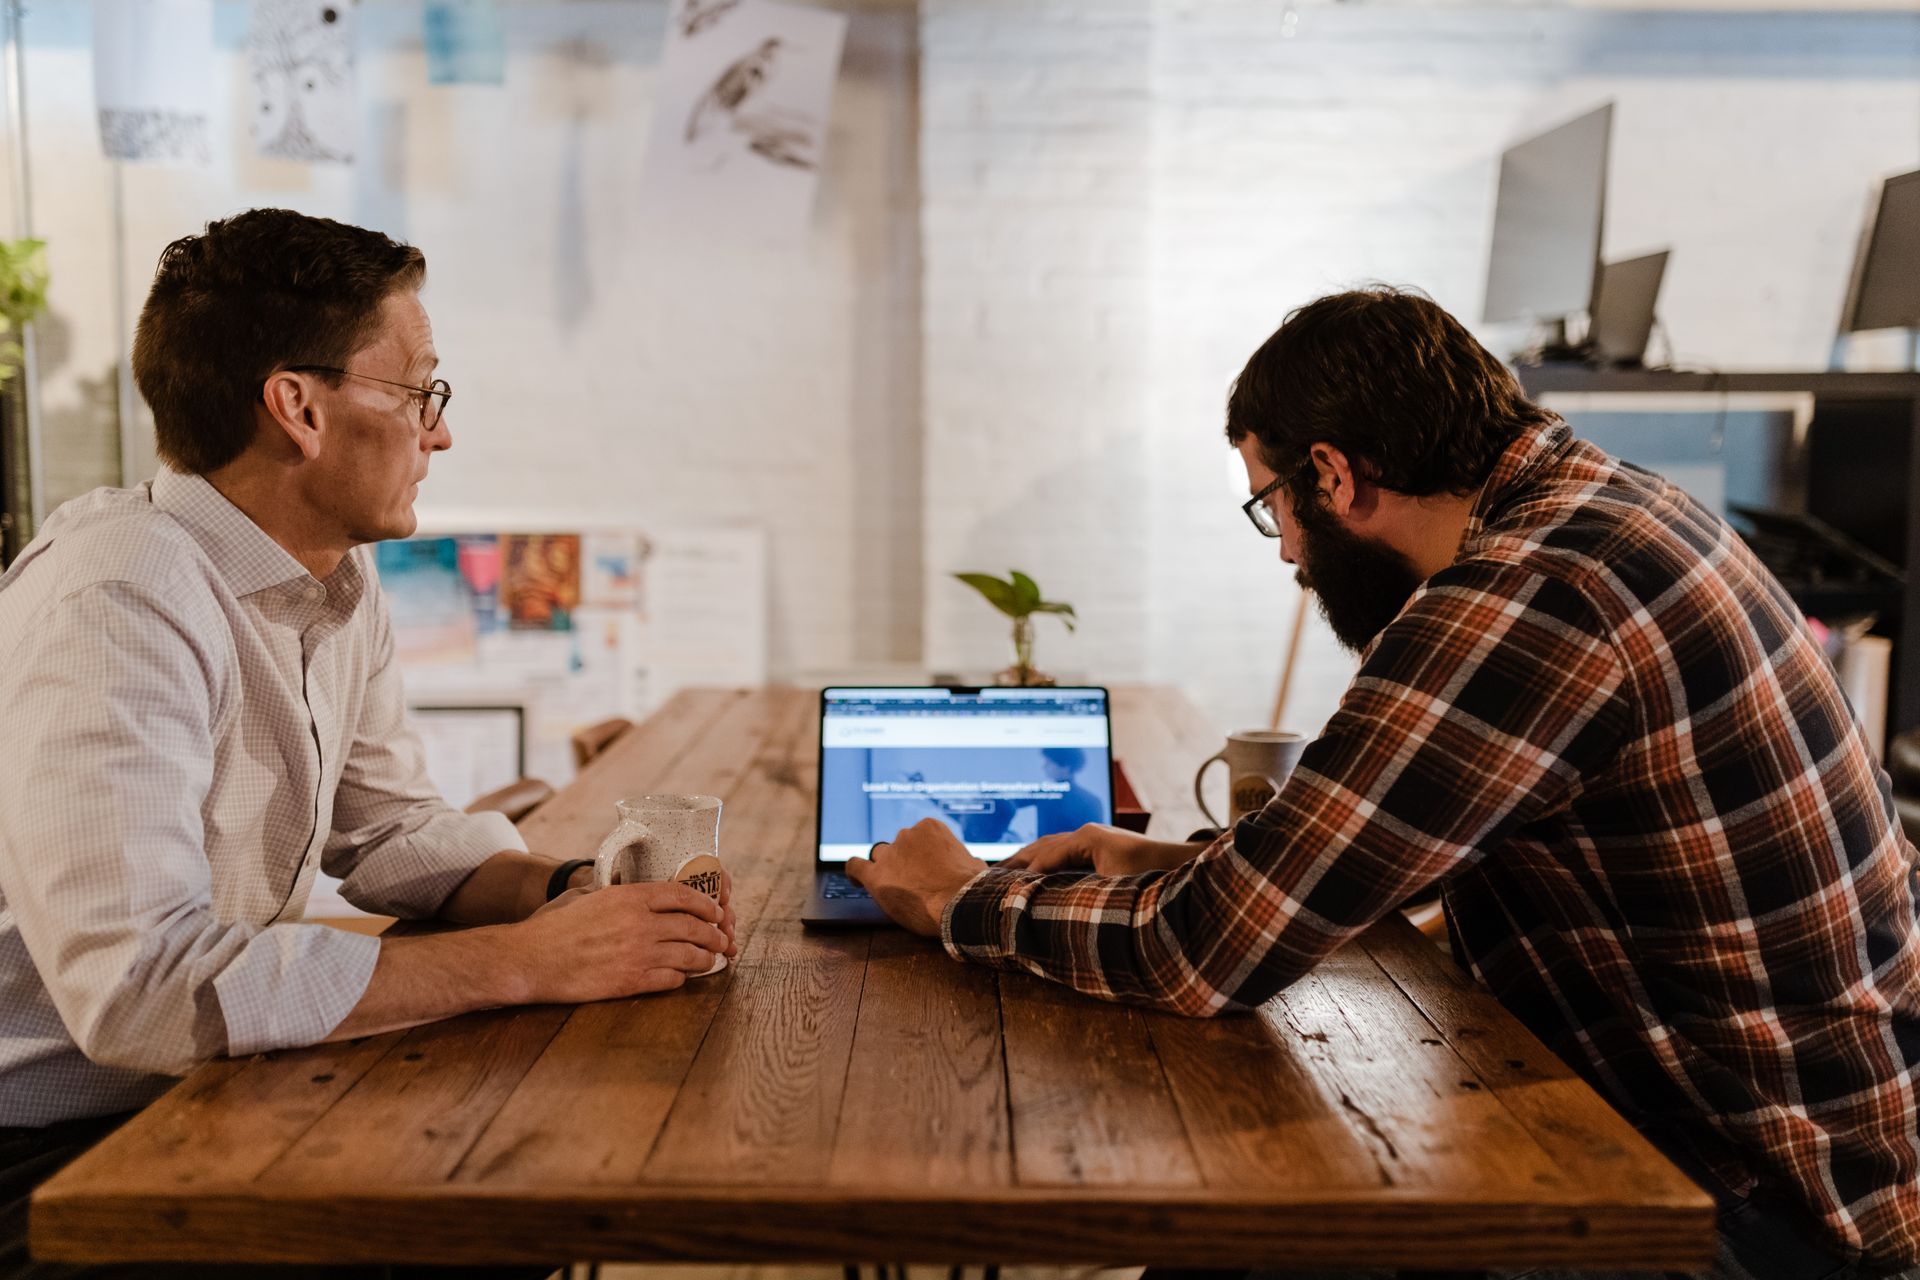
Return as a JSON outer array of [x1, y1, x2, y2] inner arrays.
[[1483, 103, 1613, 329], [1841, 169, 1920, 334], [1590, 250, 1669, 367]]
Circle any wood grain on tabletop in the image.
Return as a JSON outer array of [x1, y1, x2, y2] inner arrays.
[[462, 688, 825, 1187], [31, 684, 1716, 1271]]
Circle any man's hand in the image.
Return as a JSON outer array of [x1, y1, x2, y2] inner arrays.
[[1001, 824, 1203, 877], [327, 872, 742, 1042], [515, 881, 736, 1002], [558, 863, 737, 948], [845, 817, 989, 937]]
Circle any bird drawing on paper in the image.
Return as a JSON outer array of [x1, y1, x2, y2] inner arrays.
[[685, 37, 782, 144], [678, 0, 740, 38], [682, 37, 821, 171]]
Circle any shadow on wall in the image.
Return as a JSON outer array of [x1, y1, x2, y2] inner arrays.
[[29, 308, 126, 510], [42, 366, 123, 511]]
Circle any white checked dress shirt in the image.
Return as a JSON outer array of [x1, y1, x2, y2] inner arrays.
[[0, 469, 523, 1127]]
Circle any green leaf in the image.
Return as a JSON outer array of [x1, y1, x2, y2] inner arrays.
[[1007, 570, 1043, 612], [953, 572, 1021, 617], [0, 238, 48, 337], [1032, 600, 1077, 633]]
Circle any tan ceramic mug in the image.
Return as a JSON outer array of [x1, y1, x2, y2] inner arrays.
[[1194, 731, 1307, 829], [593, 794, 729, 975]]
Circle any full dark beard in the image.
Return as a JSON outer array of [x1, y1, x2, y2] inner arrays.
[[1290, 497, 1427, 654]]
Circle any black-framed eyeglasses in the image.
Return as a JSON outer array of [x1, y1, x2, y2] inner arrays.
[[284, 365, 452, 431], [1241, 461, 1313, 539]]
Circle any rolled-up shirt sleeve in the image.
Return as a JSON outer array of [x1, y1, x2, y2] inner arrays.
[[0, 580, 379, 1073], [320, 586, 524, 918], [940, 561, 1631, 1016]]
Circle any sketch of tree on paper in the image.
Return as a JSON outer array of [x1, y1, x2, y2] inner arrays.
[[249, 0, 358, 164]]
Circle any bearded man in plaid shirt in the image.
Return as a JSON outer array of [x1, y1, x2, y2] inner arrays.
[[852, 288, 1920, 1279]]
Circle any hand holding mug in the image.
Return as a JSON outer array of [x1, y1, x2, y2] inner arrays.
[[592, 794, 732, 976]]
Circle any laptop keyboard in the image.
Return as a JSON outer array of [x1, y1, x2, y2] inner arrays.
[[819, 871, 870, 901]]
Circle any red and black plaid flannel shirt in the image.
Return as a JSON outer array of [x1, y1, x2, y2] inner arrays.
[[942, 420, 1920, 1265]]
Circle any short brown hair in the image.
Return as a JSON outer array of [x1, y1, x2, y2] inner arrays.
[[1225, 287, 1554, 510], [132, 209, 426, 475]]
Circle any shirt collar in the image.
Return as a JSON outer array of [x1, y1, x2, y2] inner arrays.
[[150, 468, 321, 598], [1459, 417, 1574, 554]]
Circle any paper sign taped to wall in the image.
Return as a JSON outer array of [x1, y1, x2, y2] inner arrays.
[[639, 0, 849, 239], [92, 0, 217, 166], [249, 0, 358, 163]]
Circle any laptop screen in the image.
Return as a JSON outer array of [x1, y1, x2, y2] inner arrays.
[[818, 687, 1114, 864]]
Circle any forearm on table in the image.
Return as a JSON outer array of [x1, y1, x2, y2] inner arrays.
[[436, 849, 589, 925], [324, 924, 529, 1041]]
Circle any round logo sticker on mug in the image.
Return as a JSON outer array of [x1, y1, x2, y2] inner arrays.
[[674, 853, 725, 900]]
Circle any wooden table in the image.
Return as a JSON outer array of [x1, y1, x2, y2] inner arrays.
[[33, 686, 1714, 1270]]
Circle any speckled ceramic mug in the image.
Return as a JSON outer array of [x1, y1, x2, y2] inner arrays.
[[593, 794, 728, 975]]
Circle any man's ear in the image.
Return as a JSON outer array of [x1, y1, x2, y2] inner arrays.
[[259, 370, 324, 462], [1307, 442, 1371, 520]]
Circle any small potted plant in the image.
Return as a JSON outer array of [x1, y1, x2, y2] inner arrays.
[[953, 569, 1077, 687]]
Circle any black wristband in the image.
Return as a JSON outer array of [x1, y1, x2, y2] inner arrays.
[[545, 859, 594, 902]]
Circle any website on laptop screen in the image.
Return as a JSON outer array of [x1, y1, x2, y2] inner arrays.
[[819, 688, 1113, 863]]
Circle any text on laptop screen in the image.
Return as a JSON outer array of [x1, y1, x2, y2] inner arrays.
[[818, 688, 1113, 863]]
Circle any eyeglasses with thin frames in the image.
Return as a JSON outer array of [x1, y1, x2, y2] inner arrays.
[[283, 365, 452, 431], [1241, 461, 1314, 539]]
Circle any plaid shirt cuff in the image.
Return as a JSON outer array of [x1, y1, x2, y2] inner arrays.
[[941, 864, 1037, 965]]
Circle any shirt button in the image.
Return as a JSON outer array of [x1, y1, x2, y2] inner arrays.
[[304, 584, 323, 602]]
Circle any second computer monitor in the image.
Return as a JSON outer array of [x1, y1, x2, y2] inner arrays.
[[1483, 103, 1613, 327], [1842, 168, 1920, 334]]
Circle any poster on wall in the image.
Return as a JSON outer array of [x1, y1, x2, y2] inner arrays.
[[379, 525, 766, 784], [424, 0, 508, 86], [92, 0, 217, 167], [638, 0, 848, 239], [583, 531, 645, 611], [248, 0, 359, 163], [501, 534, 582, 630], [376, 537, 477, 665]]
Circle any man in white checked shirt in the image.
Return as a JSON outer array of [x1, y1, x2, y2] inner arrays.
[[0, 210, 735, 1278]]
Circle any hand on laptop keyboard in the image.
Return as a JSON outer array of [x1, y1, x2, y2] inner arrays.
[[819, 871, 870, 901]]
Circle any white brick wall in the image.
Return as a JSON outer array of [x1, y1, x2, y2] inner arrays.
[[14, 1, 923, 677], [907, 1, 1920, 739], [919, 0, 1156, 686], [1141, 3, 1920, 737], [14, 0, 1920, 750]]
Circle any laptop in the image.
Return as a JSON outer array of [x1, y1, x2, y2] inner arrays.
[[1590, 249, 1669, 367], [802, 685, 1116, 926]]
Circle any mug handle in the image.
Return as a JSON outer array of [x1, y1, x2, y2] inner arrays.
[[1194, 752, 1229, 829], [1244, 771, 1287, 819], [593, 820, 652, 888]]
